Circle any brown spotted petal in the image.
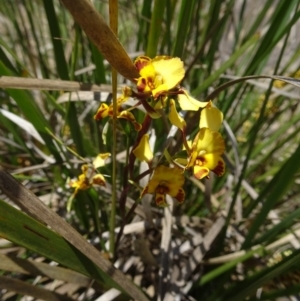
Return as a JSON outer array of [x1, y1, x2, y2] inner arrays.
[[118, 110, 142, 131]]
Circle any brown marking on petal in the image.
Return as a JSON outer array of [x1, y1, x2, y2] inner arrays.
[[137, 77, 148, 92], [175, 188, 185, 204], [94, 104, 109, 120], [108, 106, 114, 117], [194, 166, 209, 179], [134, 56, 151, 71], [118, 111, 142, 131], [94, 111, 105, 120], [155, 194, 168, 207], [195, 157, 206, 166], [156, 184, 169, 195], [92, 175, 106, 186], [213, 160, 225, 176]]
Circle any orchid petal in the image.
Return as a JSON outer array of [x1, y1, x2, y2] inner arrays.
[[200, 101, 223, 131], [94, 103, 110, 120], [193, 166, 210, 179], [92, 174, 106, 186], [152, 57, 185, 90], [118, 110, 142, 131], [93, 153, 111, 168], [194, 128, 225, 155], [168, 99, 186, 130], [177, 91, 208, 111], [132, 134, 153, 162], [140, 165, 185, 206]]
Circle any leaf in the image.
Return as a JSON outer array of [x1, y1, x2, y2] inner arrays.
[[0, 166, 149, 301], [242, 139, 300, 248], [0, 253, 100, 288], [0, 108, 45, 144], [0, 76, 113, 92], [146, 0, 167, 57], [0, 275, 74, 301], [0, 62, 62, 163]]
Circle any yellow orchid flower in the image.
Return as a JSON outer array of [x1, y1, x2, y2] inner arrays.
[[70, 152, 110, 195], [133, 55, 211, 119], [199, 101, 223, 131], [135, 56, 185, 99], [70, 163, 106, 196], [189, 128, 225, 179], [176, 128, 225, 179], [94, 87, 131, 120], [94, 88, 142, 131], [141, 165, 185, 207], [132, 134, 153, 162]]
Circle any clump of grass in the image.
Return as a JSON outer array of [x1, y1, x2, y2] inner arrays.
[[0, 1, 300, 300]]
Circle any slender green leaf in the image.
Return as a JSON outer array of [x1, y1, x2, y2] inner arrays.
[[172, 0, 196, 57], [0, 198, 115, 288], [146, 0, 167, 57]]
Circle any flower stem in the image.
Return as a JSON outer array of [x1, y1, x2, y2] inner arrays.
[[110, 69, 117, 257], [109, 0, 118, 257]]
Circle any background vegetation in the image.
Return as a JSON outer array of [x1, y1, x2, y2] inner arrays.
[[0, 0, 300, 300]]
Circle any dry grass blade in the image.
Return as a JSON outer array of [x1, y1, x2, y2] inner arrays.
[[59, 0, 139, 80], [0, 275, 74, 301], [0, 76, 113, 92], [0, 254, 94, 288], [0, 166, 149, 301]]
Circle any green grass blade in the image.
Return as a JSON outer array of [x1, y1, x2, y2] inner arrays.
[[146, 0, 167, 57], [254, 208, 300, 246], [244, 1, 299, 75], [172, 0, 196, 57], [243, 140, 300, 248], [192, 34, 258, 96], [42, 0, 69, 80], [241, 0, 273, 43], [0, 198, 118, 290], [136, 0, 152, 51], [65, 25, 86, 156], [222, 249, 300, 301], [91, 43, 107, 84]]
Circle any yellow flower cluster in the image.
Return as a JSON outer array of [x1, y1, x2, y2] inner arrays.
[[72, 55, 226, 208], [130, 56, 226, 206]]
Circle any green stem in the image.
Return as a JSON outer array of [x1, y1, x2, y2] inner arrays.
[[109, 0, 118, 257]]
